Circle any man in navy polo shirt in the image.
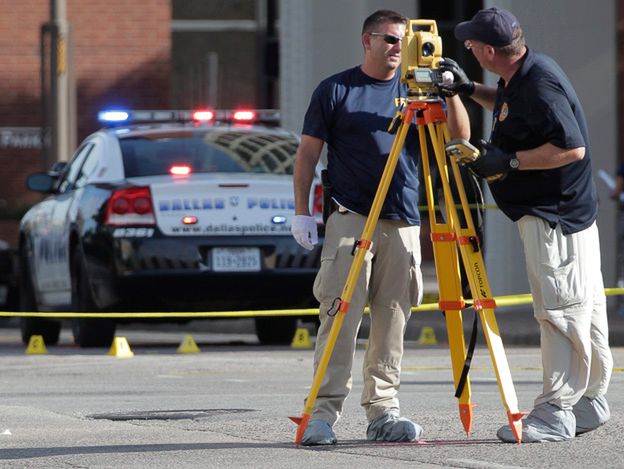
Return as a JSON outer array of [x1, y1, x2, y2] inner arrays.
[[291, 9, 470, 445], [440, 7, 613, 443]]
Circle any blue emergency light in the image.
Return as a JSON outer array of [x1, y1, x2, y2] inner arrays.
[[98, 110, 130, 123]]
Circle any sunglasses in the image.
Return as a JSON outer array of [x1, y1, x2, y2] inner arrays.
[[369, 32, 403, 45]]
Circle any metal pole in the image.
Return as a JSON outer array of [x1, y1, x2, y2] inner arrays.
[[51, 0, 75, 162], [205, 52, 219, 108], [255, 0, 267, 108]]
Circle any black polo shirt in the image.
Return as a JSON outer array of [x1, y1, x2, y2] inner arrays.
[[302, 66, 421, 226], [488, 48, 597, 235]]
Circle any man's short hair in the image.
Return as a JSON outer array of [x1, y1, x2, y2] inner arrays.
[[497, 26, 526, 57], [362, 10, 407, 35]]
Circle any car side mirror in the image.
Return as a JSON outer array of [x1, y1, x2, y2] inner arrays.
[[26, 172, 57, 193], [49, 161, 67, 174]]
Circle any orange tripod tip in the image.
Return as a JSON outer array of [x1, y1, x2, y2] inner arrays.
[[459, 403, 476, 437], [507, 411, 527, 444], [291, 413, 310, 448]]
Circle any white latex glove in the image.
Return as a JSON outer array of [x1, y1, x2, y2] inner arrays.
[[291, 215, 318, 251]]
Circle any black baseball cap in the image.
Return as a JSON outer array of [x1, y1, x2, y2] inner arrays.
[[454, 7, 519, 47]]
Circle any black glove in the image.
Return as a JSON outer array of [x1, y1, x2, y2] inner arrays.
[[438, 57, 475, 97], [468, 140, 518, 178]]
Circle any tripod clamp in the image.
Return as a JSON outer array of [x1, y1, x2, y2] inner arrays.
[[351, 238, 372, 256]]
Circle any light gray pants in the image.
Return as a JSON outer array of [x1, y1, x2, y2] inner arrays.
[[310, 210, 422, 424], [517, 216, 612, 410]]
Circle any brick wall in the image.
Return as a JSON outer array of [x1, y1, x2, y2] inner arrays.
[[69, 0, 171, 139], [0, 0, 171, 247]]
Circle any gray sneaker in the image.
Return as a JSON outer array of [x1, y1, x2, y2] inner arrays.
[[301, 419, 337, 446], [497, 403, 575, 443], [366, 410, 424, 442], [573, 395, 610, 435]]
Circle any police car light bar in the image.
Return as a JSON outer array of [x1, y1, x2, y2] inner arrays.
[[97, 109, 281, 126]]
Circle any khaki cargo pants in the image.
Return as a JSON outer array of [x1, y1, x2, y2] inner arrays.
[[517, 216, 613, 410], [309, 210, 423, 424]]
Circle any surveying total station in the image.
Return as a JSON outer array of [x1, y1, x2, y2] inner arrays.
[[290, 19, 525, 445]]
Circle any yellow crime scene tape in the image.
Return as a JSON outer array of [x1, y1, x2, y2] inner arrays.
[[1, 201, 613, 320], [1, 288, 623, 319]]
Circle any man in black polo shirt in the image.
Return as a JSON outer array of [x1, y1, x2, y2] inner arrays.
[[440, 7, 613, 443]]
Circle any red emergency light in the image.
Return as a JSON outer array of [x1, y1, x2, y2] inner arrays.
[[232, 110, 256, 122], [169, 165, 192, 176], [192, 110, 215, 122]]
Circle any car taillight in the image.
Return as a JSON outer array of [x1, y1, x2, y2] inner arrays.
[[105, 186, 155, 226], [313, 183, 323, 218]]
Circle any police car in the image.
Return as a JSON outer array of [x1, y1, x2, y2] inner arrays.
[[18, 109, 323, 347]]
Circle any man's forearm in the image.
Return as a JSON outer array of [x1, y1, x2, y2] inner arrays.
[[294, 161, 316, 215], [293, 135, 324, 215], [470, 83, 497, 111], [446, 95, 471, 140], [516, 143, 585, 170]]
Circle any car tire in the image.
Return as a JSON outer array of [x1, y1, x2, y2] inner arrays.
[[18, 245, 61, 345], [254, 316, 298, 345], [72, 318, 116, 348], [71, 249, 116, 348], [20, 317, 61, 346]]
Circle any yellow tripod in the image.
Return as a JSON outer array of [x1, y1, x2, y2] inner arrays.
[[290, 98, 525, 445]]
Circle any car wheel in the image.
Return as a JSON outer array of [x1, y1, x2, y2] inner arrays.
[[71, 249, 116, 348], [254, 316, 298, 345], [20, 317, 61, 346], [18, 245, 61, 345]]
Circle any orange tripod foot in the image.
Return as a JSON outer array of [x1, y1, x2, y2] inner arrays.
[[507, 411, 527, 444], [289, 414, 310, 448], [459, 403, 476, 437]]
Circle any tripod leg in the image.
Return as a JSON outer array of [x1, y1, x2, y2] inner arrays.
[[290, 107, 415, 447], [428, 120, 525, 443], [417, 121, 474, 436]]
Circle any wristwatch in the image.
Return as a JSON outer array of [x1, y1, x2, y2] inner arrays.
[[509, 155, 520, 170]]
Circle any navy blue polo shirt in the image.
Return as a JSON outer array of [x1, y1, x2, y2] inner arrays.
[[488, 48, 597, 235], [302, 66, 421, 225]]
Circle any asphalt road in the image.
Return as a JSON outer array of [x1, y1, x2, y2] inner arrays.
[[0, 324, 622, 468]]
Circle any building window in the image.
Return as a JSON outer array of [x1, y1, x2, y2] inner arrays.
[[171, 0, 278, 110]]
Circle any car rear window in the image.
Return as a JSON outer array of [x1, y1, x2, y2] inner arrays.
[[120, 130, 298, 177]]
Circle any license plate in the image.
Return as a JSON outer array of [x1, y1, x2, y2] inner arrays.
[[212, 247, 261, 272]]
